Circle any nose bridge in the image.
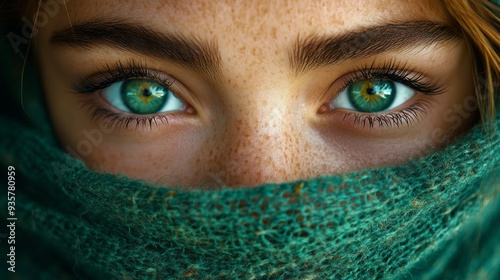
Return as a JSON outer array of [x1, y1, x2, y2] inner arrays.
[[214, 104, 299, 187]]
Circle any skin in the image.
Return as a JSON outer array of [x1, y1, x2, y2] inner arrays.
[[36, 0, 477, 189]]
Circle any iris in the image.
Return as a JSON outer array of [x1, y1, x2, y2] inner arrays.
[[121, 80, 170, 114], [347, 79, 396, 113]]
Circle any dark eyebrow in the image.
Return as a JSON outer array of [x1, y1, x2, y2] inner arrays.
[[290, 22, 461, 74], [51, 19, 222, 79]]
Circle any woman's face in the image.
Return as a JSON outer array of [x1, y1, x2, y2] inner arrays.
[[38, 0, 477, 189]]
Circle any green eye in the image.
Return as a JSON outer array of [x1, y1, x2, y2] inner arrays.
[[101, 79, 185, 114], [121, 80, 170, 114], [348, 79, 396, 112], [331, 79, 415, 113]]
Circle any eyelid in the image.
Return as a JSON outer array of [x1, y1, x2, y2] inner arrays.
[[86, 104, 185, 130], [336, 60, 445, 97], [73, 61, 198, 130], [318, 60, 443, 129], [340, 101, 430, 130], [73, 60, 197, 110], [72, 60, 176, 94]]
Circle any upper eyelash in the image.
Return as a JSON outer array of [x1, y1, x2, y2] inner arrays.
[[73, 60, 175, 93], [341, 60, 445, 95]]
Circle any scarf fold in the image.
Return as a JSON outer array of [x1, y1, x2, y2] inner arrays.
[[0, 108, 499, 279]]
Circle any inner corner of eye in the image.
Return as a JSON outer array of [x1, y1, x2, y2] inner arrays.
[[317, 102, 332, 114]]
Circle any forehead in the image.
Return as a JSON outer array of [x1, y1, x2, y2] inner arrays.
[[64, 0, 448, 35]]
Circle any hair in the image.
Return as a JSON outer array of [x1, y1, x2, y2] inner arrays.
[[1, 0, 499, 122], [441, 0, 500, 124]]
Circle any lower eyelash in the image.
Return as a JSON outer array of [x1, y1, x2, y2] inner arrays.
[[341, 101, 429, 129], [87, 101, 429, 131], [92, 108, 179, 130]]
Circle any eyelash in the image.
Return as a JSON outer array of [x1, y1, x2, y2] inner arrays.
[[74, 61, 179, 129], [74, 60, 442, 130], [335, 60, 443, 129], [341, 101, 430, 129], [340, 60, 443, 95], [74, 60, 174, 93]]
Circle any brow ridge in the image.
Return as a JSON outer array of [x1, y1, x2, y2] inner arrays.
[[290, 21, 461, 74], [51, 19, 222, 79]]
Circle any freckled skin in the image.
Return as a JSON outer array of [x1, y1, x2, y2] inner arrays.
[[38, 0, 476, 189]]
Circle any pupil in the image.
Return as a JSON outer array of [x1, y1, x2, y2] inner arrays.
[[142, 88, 152, 97], [366, 87, 375, 95]]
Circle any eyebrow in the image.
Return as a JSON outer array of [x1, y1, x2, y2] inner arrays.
[[52, 20, 461, 79], [290, 22, 461, 74], [51, 19, 222, 79]]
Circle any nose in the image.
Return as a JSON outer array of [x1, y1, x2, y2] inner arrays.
[[200, 105, 304, 188]]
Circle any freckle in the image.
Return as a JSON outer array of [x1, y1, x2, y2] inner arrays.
[[271, 27, 277, 40]]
